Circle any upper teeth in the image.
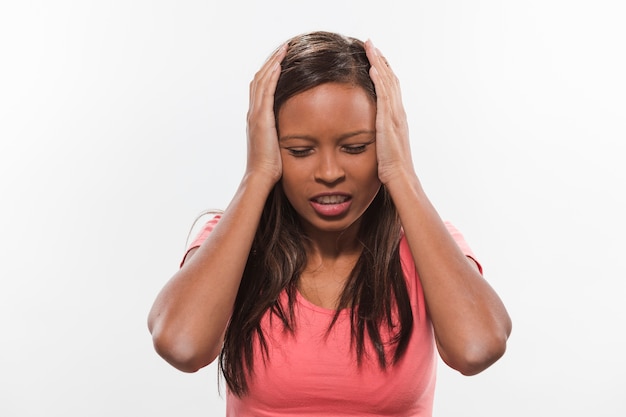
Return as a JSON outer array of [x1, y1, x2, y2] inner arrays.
[[315, 195, 348, 204]]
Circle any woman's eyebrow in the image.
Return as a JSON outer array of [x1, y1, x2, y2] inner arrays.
[[336, 129, 375, 141], [279, 130, 375, 142], [279, 134, 316, 142]]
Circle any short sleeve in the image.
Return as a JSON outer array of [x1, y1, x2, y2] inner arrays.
[[399, 221, 483, 315], [443, 221, 483, 274], [179, 214, 221, 267]]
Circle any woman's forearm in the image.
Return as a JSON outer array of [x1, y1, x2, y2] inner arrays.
[[147, 172, 275, 372], [386, 171, 512, 375]]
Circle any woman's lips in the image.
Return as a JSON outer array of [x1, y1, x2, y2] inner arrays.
[[309, 194, 352, 217]]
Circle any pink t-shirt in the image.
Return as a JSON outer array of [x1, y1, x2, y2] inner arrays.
[[186, 216, 479, 416]]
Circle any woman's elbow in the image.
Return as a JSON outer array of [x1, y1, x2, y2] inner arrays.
[[457, 312, 513, 375], [457, 336, 508, 375], [149, 322, 219, 373], [440, 328, 510, 376]]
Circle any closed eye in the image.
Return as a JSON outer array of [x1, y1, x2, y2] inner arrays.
[[342, 144, 368, 154], [287, 147, 313, 157]]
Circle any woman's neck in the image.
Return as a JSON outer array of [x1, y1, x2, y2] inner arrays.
[[301, 220, 363, 261], [296, 221, 362, 311]]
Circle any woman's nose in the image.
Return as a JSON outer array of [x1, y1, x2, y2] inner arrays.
[[314, 150, 345, 184]]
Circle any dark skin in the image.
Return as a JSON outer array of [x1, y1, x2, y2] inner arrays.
[[277, 82, 380, 309], [148, 40, 511, 375]]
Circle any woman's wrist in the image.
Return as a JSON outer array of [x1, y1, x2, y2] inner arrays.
[[241, 168, 280, 194], [382, 167, 422, 196]]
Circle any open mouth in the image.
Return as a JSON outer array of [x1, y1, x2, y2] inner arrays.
[[311, 195, 350, 205]]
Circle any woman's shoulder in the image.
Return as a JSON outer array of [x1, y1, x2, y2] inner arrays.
[[179, 211, 223, 267], [398, 221, 482, 293]]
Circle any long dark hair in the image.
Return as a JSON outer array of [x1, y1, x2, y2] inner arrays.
[[220, 31, 413, 396]]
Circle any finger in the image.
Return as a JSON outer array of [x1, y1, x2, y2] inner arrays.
[[249, 43, 287, 113], [257, 43, 287, 89], [365, 40, 393, 101], [367, 41, 405, 104], [365, 46, 393, 120], [366, 40, 402, 95], [255, 49, 285, 118], [365, 40, 392, 77], [376, 48, 392, 70]]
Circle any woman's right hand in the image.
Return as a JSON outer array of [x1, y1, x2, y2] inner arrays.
[[148, 44, 288, 373], [245, 43, 287, 184]]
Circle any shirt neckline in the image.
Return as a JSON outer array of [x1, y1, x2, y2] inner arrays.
[[294, 288, 351, 316]]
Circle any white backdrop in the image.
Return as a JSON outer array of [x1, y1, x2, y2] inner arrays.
[[1, 1, 625, 416]]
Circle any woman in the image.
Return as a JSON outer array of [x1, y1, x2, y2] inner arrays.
[[148, 31, 511, 416]]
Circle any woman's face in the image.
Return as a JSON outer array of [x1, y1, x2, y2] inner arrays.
[[278, 82, 380, 235]]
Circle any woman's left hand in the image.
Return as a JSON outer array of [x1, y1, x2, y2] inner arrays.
[[365, 40, 416, 185], [366, 41, 511, 376]]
